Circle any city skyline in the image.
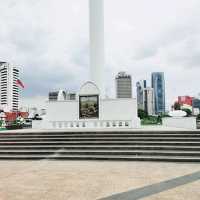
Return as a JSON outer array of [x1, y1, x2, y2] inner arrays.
[[0, 0, 200, 109]]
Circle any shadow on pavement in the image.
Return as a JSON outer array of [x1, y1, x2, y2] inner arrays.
[[100, 170, 200, 200]]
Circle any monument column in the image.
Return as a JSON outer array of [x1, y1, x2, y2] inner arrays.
[[89, 0, 105, 96]]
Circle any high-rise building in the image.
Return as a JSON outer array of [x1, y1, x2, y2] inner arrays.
[[178, 96, 193, 106], [192, 98, 200, 115], [49, 91, 60, 101], [151, 72, 165, 114], [136, 80, 155, 115], [0, 62, 19, 112], [136, 80, 147, 110], [144, 87, 155, 115], [115, 72, 132, 98]]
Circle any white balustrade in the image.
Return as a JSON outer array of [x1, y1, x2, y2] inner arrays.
[[49, 120, 132, 129]]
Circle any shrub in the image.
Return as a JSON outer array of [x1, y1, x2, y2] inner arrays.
[[181, 108, 192, 117], [138, 109, 148, 119], [174, 102, 181, 110]]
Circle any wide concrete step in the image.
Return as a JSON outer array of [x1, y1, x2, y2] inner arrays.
[[0, 150, 200, 157], [0, 141, 200, 146], [0, 132, 200, 138], [0, 137, 200, 142], [0, 154, 200, 162], [0, 131, 199, 162], [0, 145, 200, 151], [1, 131, 200, 136], [1, 134, 200, 138]]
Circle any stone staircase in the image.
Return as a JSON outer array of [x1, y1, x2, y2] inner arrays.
[[0, 130, 200, 162]]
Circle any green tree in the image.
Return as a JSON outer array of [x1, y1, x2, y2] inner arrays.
[[174, 102, 181, 110], [138, 109, 148, 119], [181, 108, 192, 117]]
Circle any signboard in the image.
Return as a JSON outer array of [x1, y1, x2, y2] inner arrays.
[[193, 108, 200, 116], [79, 95, 99, 119]]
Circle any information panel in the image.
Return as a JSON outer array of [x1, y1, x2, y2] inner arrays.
[[79, 95, 99, 119]]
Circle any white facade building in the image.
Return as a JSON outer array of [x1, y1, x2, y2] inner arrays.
[[0, 62, 19, 112], [136, 80, 155, 115], [144, 87, 155, 115], [136, 80, 147, 110]]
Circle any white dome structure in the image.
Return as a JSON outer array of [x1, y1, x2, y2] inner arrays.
[[169, 110, 187, 117], [79, 81, 100, 96]]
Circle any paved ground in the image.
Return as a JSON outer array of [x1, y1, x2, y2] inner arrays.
[[0, 161, 200, 200]]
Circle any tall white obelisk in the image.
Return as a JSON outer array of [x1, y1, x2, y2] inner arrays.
[[89, 0, 105, 96]]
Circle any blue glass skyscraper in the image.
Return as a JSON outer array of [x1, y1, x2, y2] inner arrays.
[[151, 72, 165, 114]]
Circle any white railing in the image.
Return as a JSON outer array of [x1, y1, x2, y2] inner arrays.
[[49, 120, 133, 129]]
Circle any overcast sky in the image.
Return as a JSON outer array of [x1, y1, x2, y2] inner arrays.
[[0, 0, 200, 109]]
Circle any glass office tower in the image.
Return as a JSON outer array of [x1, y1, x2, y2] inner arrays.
[[151, 72, 165, 114]]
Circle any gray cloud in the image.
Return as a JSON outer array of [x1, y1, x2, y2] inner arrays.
[[0, 0, 200, 109]]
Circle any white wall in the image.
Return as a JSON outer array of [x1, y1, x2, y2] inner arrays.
[[163, 117, 197, 130], [101, 98, 137, 121], [35, 81, 141, 129], [45, 98, 138, 122], [39, 97, 140, 129], [46, 101, 78, 121]]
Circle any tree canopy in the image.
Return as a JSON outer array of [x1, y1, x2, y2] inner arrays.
[[138, 109, 148, 119], [181, 108, 192, 117]]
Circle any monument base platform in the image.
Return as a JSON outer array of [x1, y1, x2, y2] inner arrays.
[[33, 81, 140, 130]]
